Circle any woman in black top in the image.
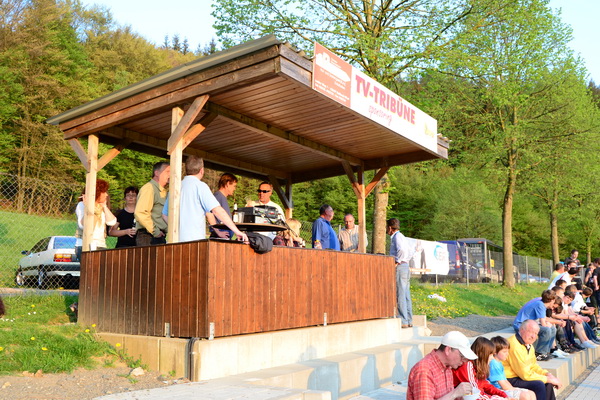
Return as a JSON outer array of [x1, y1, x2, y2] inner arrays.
[[109, 186, 138, 248]]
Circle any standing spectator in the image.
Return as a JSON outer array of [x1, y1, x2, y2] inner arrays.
[[312, 204, 340, 250], [207, 172, 238, 239], [592, 258, 600, 315], [135, 161, 170, 246], [387, 217, 414, 328], [407, 330, 476, 400], [564, 249, 581, 266], [109, 186, 138, 248], [163, 156, 247, 243], [338, 213, 367, 252], [75, 179, 117, 251], [503, 320, 562, 400], [245, 181, 285, 239]]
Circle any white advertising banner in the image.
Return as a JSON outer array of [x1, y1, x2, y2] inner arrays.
[[312, 42, 438, 153], [407, 238, 450, 275]]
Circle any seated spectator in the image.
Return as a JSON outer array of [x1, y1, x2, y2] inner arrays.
[[560, 289, 598, 348], [564, 286, 599, 344], [547, 264, 579, 290], [549, 263, 564, 281], [453, 336, 510, 400], [554, 279, 567, 291], [273, 218, 305, 247], [407, 331, 476, 400], [489, 336, 535, 400], [503, 320, 562, 400], [512, 290, 557, 360], [548, 294, 578, 354], [572, 286, 596, 324]]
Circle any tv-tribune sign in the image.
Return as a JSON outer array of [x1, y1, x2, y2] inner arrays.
[[312, 42, 438, 153]]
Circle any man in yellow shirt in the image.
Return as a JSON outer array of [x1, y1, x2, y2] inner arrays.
[[503, 319, 562, 400], [135, 161, 170, 246]]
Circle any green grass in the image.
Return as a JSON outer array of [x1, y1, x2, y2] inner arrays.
[[412, 281, 548, 320], [0, 294, 121, 375]]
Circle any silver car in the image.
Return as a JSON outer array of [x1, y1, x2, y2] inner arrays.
[[15, 236, 80, 288]]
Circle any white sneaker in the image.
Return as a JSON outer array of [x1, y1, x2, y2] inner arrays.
[[553, 350, 567, 358]]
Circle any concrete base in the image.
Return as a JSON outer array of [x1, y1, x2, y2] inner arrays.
[[98, 316, 428, 382]]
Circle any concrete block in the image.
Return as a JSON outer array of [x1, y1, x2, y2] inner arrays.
[[303, 390, 333, 400], [158, 337, 188, 378], [272, 328, 310, 364], [197, 337, 240, 380]]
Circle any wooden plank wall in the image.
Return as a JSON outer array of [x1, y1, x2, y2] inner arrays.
[[79, 240, 396, 338]]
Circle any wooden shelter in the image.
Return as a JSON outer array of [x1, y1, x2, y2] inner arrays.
[[48, 35, 448, 338]]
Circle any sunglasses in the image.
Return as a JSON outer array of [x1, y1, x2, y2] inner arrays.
[[257, 189, 271, 193]]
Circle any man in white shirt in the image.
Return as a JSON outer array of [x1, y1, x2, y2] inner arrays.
[[245, 181, 285, 239], [387, 217, 414, 328]]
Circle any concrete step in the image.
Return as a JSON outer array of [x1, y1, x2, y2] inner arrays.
[[222, 342, 424, 400]]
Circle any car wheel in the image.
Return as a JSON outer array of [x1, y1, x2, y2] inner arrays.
[[37, 268, 47, 289], [15, 269, 26, 287]]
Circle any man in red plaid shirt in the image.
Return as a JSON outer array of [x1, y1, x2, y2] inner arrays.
[[408, 331, 477, 400]]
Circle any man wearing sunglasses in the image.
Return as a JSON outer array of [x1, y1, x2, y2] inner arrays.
[[245, 181, 285, 239]]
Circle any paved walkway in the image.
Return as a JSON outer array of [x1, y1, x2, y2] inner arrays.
[[563, 361, 600, 400]]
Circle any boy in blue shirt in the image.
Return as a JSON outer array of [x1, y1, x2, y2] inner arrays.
[[489, 336, 535, 400]]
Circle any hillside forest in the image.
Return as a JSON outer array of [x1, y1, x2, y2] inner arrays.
[[1, 0, 600, 282]]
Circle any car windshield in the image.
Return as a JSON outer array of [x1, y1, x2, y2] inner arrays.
[[53, 237, 77, 250]]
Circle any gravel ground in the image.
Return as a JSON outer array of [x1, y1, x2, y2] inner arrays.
[[427, 314, 514, 337], [0, 359, 185, 400]]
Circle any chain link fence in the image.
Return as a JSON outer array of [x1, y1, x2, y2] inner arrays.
[[0, 173, 84, 290]]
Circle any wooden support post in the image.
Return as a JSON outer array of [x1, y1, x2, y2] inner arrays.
[[82, 135, 99, 252], [269, 175, 293, 219], [285, 179, 293, 219], [167, 107, 184, 243], [356, 167, 367, 253], [343, 161, 367, 253]]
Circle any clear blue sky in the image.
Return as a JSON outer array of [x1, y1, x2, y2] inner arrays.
[[81, 0, 599, 83]]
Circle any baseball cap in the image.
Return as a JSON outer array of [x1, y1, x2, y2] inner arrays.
[[441, 331, 477, 360]]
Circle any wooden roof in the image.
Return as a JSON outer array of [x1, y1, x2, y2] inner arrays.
[[48, 35, 448, 183]]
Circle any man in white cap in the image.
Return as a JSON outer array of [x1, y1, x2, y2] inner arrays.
[[407, 331, 477, 400]]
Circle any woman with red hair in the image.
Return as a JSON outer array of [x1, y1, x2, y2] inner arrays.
[[75, 179, 117, 250]]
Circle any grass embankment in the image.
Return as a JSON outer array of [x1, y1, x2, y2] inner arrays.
[[0, 283, 546, 375], [412, 281, 547, 320], [0, 294, 135, 375]]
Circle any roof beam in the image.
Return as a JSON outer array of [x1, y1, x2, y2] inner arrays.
[[100, 126, 288, 179], [205, 101, 363, 166]]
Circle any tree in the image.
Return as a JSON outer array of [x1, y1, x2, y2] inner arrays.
[[434, 0, 592, 286]]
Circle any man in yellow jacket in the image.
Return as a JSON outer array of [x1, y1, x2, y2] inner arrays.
[[503, 319, 562, 400]]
